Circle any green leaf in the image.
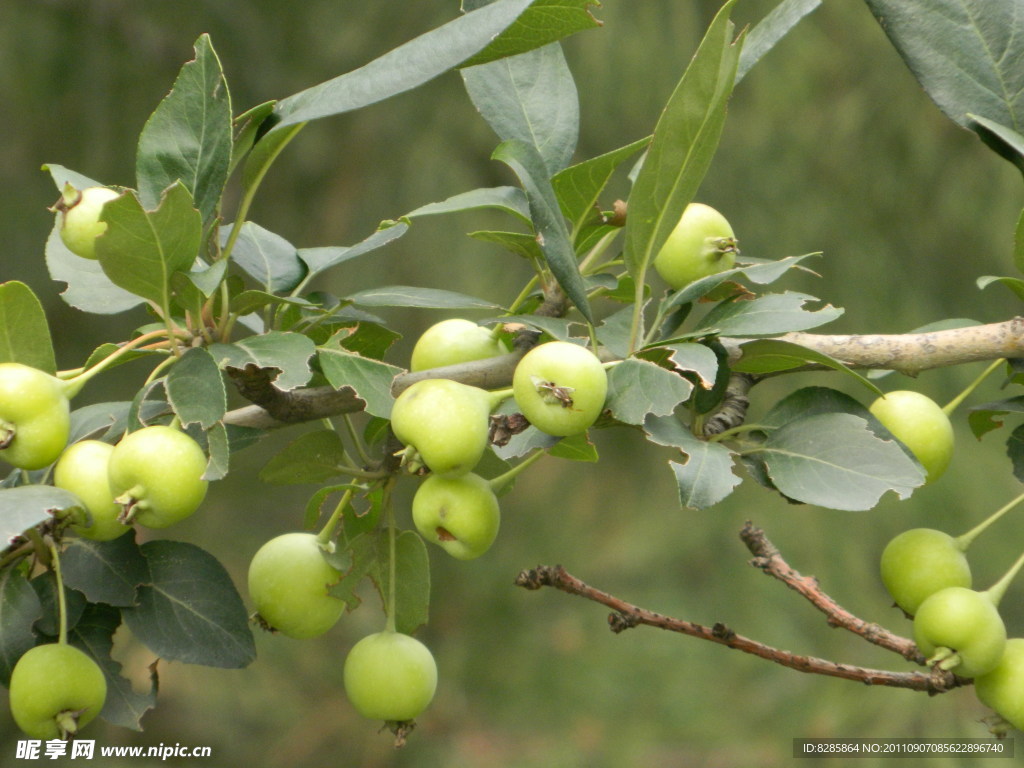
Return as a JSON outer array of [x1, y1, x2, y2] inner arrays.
[[756, 413, 923, 510], [71, 603, 156, 731], [61, 534, 149, 608], [733, 338, 882, 395], [460, 0, 602, 68], [259, 430, 349, 485], [0, 567, 42, 687], [1007, 424, 1024, 483], [547, 432, 598, 462], [967, 395, 1024, 439], [462, 43, 578, 175], [240, 122, 306, 197], [695, 292, 843, 337], [44, 221, 144, 315], [470, 230, 545, 261], [230, 100, 276, 176], [317, 349, 403, 419], [346, 285, 501, 310], [622, 0, 744, 281], [638, 342, 720, 389], [967, 114, 1024, 172], [95, 183, 203, 309], [202, 422, 231, 482], [371, 530, 430, 636], [273, 0, 542, 130], [210, 331, 316, 391], [552, 136, 649, 236], [136, 34, 232, 224], [605, 359, 693, 426], [406, 186, 530, 224], [736, 0, 822, 82], [1016, 206, 1024, 275], [297, 221, 409, 281], [977, 274, 1024, 302], [166, 347, 227, 428], [122, 540, 255, 668], [642, 414, 741, 510], [331, 322, 402, 361], [0, 281, 56, 373], [493, 139, 593, 322], [0, 486, 82, 544], [865, 0, 1024, 163], [222, 222, 306, 293]]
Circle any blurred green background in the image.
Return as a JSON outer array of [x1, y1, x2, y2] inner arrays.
[[2, 1, 1023, 766]]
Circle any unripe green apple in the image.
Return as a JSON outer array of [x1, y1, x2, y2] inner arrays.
[[410, 319, 508, 372], [974, 638, 1024, 730], [512, 341, 607, 437], [0, 362, 71, 470], [390, 379, 494, 477], [412, 472, 500, 560], [56, 185, 120, 260], [653, 202, 738, 289], [344, 630, 437, 722], [53, 440, 130, 541], [9, 643, 107, 739], [880, 528, 970, 616], [913, 586, 1006, 678], [108, 425, 208, 528], [869, 390, 953, 483], [247, 532, 345, 639]]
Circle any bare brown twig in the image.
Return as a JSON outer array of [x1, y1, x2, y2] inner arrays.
[[515, 523, 972, 694]]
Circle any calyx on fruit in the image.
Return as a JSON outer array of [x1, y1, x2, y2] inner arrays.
[[53, 439, 130, 541], [343, 630, 437, 723], [9, 643, 107, 739], [0, 362, 71, 470], [913, 586, 1006, 678], [390, 378, 499, 477], [247, 532, 345, 639], [868, 390, 953, 484], [108, 425, 208, 528], [653, 202, 738, 289], [512, 341, 608, 437], [54, 184, 121, 260], [410, 318, 508, 372], [412, 472, 500, 560]]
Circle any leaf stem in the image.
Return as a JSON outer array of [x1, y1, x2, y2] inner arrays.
[[507, 275, 540, 315]]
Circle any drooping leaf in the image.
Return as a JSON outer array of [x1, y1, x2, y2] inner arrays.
[[605, 359, 693, 426], [61, 533, 149, 608], [547, 431, 598, 462], [317, 349, 403, 419], [221, 222, 306, 293], [493, 138, 593, 322], [733, 338, 882, 395], [166, 347, 227, 429], [967, 395, 1024, 439], [95, 184, 203, 310], [0, 281, 56, 374], [638, 342, 720, 390], [71, 602, 156, 731], [136, 34, 232, 224], [259, 430, 349, 485], [694, 292, 843, 337], [0, 486, 83, 544], [346, 285, 501, 311], [0, 566, 42, 686], [755, 413, 923, 510], [370, 530, 430, 636], [642, 414, 741, 509], [622, 0, 744, 282], [736, 0, 822, 82], [209, 331, 316, 391], [122, 540, 255, 668], [297, 221, 409, 281], [406, 186, 530, 224], [44, 223, 143, 315], [462, 42, 579, 175], [202, 421, 231, 481]]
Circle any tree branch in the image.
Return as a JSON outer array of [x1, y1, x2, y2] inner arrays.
[[514, 523, 971, 694]]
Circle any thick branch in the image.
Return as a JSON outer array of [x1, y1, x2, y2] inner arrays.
[[515, 524, 972, 694]]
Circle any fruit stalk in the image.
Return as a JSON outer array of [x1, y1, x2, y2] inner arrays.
[[956, 488, 1024, 551]]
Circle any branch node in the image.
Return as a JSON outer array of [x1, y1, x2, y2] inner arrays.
[[608, 612, 639, 633]]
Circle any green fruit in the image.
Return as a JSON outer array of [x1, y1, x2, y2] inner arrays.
[[108, 425, 208, 528], [0, 362, 71, 470], [412, 472, 500, 560], [975, 638, 1024, 730], [57, 185, 120, 260], [913, 586, 1006, 678], [410, 319, 508, 372], [390, 379, 494, 477], [869, 390, 954, 483], [344, 631, 437, 722], [247, 533, 345, 639], [653, 202, 738, 289], [512, 341, 607, 437], [53, 440, 130, 541], [9, 643, 107, 739], [880, 528, 970, 616]]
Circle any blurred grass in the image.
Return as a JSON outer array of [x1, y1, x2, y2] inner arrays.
[[1, 0, 1023, 765]]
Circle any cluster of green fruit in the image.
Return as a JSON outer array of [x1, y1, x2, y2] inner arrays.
[[246, 319, 609, 728], [0, 361, 209, 739], [869, 388, 1024, 731]]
